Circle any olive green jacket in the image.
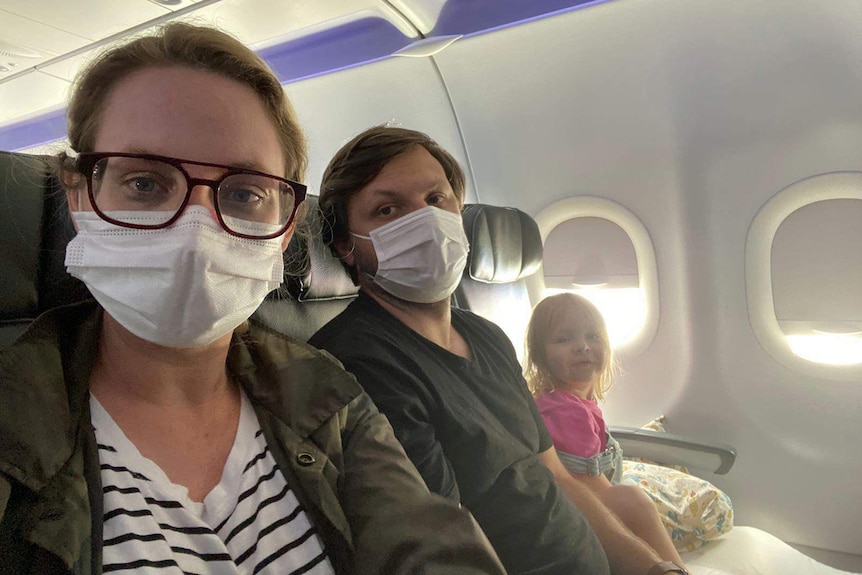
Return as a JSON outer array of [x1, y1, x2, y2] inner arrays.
[[0, 301, 505, 575]]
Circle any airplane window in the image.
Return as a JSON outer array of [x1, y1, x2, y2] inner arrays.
[[771, 198, 862, 366], [746, 172, 862, 379], [533, 196, 658, 355], [543, 217, 645, 348]]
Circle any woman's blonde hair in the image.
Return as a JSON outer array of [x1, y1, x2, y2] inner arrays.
[[63, 22, 306, 183], [524, 293, 616, 401]]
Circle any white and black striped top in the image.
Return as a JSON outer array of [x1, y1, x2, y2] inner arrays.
[[90, 392, 335, 575]]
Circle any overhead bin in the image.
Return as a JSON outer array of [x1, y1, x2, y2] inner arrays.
[[1, 0, 614, 152], [258, 17, 412, 83]]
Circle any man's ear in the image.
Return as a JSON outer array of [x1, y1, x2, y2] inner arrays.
[[334, 235, 355, 267]]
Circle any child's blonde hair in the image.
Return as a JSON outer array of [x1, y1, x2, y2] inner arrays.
[[524, 293, 616, 401]]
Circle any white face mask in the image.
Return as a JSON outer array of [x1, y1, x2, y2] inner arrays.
[[65, 206, 284, 348], [351, 206, 469, 304]]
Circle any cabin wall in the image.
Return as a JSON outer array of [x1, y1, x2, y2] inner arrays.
[[284, 0, 862, 558], [284, 56, 476, 200]]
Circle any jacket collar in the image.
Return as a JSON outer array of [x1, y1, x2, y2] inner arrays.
[[229, 319, 362, 439]]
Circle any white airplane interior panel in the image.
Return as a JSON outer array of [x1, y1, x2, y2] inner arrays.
[[1, 0, 170, 42], [0, 71, 68, 126], [284, 55, 475, 198], [433, 0, 684, 218]]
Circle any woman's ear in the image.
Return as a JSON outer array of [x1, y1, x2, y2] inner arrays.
[[66, 189, 80, 212], [63, 170, 83, 231], [63, 170, 80, 208]]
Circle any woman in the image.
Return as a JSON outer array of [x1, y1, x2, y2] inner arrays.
[[0, 23, 503, 575]]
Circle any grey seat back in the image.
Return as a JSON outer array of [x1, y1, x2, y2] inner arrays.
[[453, 204, 543, 358], [252, 195, 359, 341]]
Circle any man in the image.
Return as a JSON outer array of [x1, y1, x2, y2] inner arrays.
[[310, 126, 688, 575]]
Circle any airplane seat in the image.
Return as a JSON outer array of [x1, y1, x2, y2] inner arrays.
[[252, 195, 359, 342], [256, 200, 547, 347], [0, 151, 89, 347], [453, 203, 544, 356]]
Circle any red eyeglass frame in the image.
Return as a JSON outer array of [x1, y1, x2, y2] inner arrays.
[[74, 151, 308, 240]]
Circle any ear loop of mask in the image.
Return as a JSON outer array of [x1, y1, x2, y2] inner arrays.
[[342, 234, 378, 284]]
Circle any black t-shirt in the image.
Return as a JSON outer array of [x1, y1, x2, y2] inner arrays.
[[310, 293, 609, 575]]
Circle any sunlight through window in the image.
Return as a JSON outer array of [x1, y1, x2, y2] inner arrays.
[[786, 333, 862, 366], [544, 286, 647, 349]]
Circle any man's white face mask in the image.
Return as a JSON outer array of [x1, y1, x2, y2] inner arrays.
[[350, 206, 470, 304], [65, 206, 284, 348]]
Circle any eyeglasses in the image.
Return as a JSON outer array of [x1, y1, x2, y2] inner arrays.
[[74, 152, 307, 240]]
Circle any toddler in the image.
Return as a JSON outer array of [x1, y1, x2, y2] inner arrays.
[[525, 293, 685, 565]]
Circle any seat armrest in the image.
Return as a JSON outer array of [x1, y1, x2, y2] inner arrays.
[[608, 426, 737, 475]]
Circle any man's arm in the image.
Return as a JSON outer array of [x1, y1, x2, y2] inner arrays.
[[339, 392, 506, 575], [537, 446, 664, 575]]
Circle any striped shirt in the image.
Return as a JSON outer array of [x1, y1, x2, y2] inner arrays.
[[90, 392, 335, 575]]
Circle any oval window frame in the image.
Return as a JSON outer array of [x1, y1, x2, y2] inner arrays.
[[532, 196, 659, 357], [746, 171, 862, 381]]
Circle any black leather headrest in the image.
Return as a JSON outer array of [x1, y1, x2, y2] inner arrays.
[[461, 203, 543, 283], [0, 152, 45, 324], [0, 152, 88, 327], [280, 201, 542, 299]]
